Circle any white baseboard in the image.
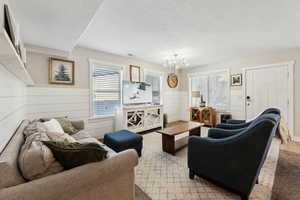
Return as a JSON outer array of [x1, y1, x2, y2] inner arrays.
[[293, 137, 300, 142]]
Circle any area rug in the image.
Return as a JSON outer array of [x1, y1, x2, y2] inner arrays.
[[136, 185, 152, 200], [271, 142, 300, 200], [135, 132, 280, 200]]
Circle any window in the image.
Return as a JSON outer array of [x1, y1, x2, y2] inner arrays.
[[145, 73, 162, 104], [90, 63, 122, 118], [190, 70, 229, 111]]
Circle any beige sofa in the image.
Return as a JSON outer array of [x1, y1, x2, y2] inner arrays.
[[0, 120, 139, 200]]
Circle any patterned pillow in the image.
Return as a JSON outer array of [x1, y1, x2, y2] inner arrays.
[[46, 131, 77, 143], [55, 118, 78, 135], [18, 132, 64, 180], [23, 121, 47, 137]]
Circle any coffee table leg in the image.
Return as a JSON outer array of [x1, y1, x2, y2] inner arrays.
[[189, 127, 201, 136], [162, 134, 175, 155]]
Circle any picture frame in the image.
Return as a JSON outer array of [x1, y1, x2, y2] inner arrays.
[[130, 65, 141, 82], [49, 57, 75, 85], [231, 74, 242, 86]]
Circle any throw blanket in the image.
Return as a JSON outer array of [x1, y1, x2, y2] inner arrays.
[[278, 118, 292, 144]]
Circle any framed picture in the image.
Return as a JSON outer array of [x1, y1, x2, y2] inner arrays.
[[49, 57, 75, 85], [130, 65, 141, 82], [231, 74, 242, 86]]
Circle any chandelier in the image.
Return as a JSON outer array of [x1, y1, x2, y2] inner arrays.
[[164, 54, 189, 73]]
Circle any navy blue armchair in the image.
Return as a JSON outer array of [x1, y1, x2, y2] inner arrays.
[[188, 114, 280, 200], [216, 108, 280, 130]]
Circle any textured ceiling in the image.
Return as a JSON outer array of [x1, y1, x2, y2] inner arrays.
[[78, 0, 300, 66], [11, 0, 300, 67]]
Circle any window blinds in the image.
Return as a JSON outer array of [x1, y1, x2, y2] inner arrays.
[[92, 66, 121, 116]]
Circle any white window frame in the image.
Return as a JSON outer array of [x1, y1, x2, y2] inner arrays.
[[188, 69, 230, 112], [89, 59, 123, 119], [144, 69, 164, 105]]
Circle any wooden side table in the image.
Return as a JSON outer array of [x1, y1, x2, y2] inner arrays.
[[190, 107, 217, 127]]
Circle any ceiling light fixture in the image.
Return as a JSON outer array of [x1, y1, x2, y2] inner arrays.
[[164, 54, 189, 73]]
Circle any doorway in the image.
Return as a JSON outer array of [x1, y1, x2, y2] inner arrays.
[[243, 61, 294, 137]]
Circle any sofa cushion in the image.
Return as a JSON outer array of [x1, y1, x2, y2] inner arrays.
[[18, 132, 64, 180], [77, 137, 117, 158], [43, 141, 108, 170], [0, 121, 28, 189], [43, 119, 64, 134], [71, 130, 91, 140], [46, 131, 77, 143]]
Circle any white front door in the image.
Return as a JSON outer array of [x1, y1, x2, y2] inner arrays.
[[245, 63, 290, 125]]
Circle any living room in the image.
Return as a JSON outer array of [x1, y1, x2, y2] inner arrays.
[[0, 0, 299, 200]]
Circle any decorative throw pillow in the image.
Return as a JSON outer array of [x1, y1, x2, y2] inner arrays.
[[43, 119, 64, 133], [18, 132, 64, 180], [55, 118, 78, 135], [46, 131, 77, 143], [43, 141, 108, 170], [23, 121, 47, 137]]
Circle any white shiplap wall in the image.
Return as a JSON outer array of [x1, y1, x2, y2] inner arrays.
[[26, 87, 115, 139], [26, 86, 183, 138], [0, 64, 27, 153]]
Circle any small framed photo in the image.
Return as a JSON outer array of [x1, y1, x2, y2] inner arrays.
[[49, 57, 74, 85], [129, 65, 141, 82], [231, 74, 242, 86]]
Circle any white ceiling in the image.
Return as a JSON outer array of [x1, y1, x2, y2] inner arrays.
[[10, 0, 104, 51], [12, 0, 300, 67], [78, 0, 300, 66]]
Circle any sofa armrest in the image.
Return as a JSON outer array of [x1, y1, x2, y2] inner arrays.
[[0, 150, 138, 200], [71, 120, 85, 131]]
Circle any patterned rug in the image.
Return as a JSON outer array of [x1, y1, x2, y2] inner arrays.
[[135, 131, 280, 200], [136, 185, 152, 200]]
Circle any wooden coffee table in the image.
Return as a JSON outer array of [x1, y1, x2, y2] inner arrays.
[[157, 120, 203, 155]]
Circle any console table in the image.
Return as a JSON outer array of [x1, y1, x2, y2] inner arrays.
[[190, 107, 217, 127], [123, 104, 163, 133]]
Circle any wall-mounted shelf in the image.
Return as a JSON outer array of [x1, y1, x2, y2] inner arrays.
[[0, 28, 34, 85]]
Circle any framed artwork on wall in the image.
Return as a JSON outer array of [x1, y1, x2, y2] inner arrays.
[[231, 74, 242, 86], [130, 65, 141, 82], [49, 57, 75, 85]]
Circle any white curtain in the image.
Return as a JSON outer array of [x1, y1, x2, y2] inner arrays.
[[208, 72, 229, 110], [190, 71, 229, 111]]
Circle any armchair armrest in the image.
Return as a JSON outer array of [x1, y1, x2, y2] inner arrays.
[[0, 150, 138, 200], [215, 121, 251, 129], [226, 119, 246, 124], [208, 128, 245, 139], [71, 120, 85, 131]]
